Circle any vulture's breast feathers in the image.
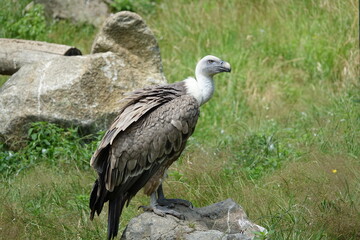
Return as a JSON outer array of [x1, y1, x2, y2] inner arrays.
[[90, 82, 200, 192]]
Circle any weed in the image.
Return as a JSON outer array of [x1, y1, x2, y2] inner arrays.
[[0, 122, 103, 177], [234, 133, 291, 179], [0, 1, 47, 40], [254, 230, 271, 240], [0, 75, 8, 86], [187, 222, 196, 229]]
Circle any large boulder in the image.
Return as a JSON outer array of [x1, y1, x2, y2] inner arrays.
[[0, 12, 166, 148], [121, 199, 267, 240]]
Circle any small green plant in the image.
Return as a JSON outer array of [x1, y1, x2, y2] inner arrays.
[[0, 143, 19, 175], [1, 2, 47, 40], [241, 134, 286, 179], [224, 131, 297, 180], [0, 76, 8, 87], [0, 122, 103, 177], [168, 169, 187, 182], [254, 230, 271, 240], [187, 222, 196, 229]]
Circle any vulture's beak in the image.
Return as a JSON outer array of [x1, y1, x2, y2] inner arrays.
[[219, 61, 231, 73]]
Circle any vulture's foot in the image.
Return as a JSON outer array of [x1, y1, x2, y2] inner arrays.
[[139, 205, 185, 220], [139, 190, 186, 220], [157, 197, 193, 208], [156, 184, 193, 208]]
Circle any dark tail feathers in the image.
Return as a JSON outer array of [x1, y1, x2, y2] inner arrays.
[[90, 179, 127, 240], [89, 179, 107, 220], [107, 194, 126, 240]]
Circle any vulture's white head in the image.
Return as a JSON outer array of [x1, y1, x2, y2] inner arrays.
[[185, 55, 231, 106], [195, 55, 231, 77]]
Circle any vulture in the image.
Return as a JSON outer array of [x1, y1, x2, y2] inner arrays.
[[89, 55, 231, 239]]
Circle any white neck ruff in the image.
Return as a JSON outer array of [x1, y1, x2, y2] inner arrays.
[[184, 73, 214, 106]]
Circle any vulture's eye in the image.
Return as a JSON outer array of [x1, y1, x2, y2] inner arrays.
[[207, 60, 215, 64]]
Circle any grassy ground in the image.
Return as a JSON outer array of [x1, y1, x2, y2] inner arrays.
[[0, 0, 359, 239]]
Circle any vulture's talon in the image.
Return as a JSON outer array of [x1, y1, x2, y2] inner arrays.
[[139, 204, 184, 219], [138, 205, 153, 212], [157, 198, 193, 208], [156, 185, 193, 208]]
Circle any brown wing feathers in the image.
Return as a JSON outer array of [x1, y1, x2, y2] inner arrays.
[[90, 83, 186, 170], [110, 95, 199, 191]]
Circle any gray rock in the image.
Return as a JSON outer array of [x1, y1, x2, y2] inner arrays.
[[91, 11, 163, 75], [121, 199, 267, 240], [34, 0, 110, 27], [0, 12, 166, 148]]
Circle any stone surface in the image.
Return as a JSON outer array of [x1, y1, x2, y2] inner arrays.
[[34, 0, 110, 27], [0, 52, 165, 148], [0, 11, 166, 148], [0, 38, 82, 75], [91, 11, 163, 75], [121, 199, 267, 240]]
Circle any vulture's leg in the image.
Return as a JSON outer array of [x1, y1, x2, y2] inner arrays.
[[139, 192, 185, 219], [156, 184, 193, 208]]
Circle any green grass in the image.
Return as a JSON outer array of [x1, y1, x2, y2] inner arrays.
[[1, 0, 359, 239]]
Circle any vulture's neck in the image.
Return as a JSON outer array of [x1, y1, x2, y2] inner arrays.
[[184, 72, 214, 106]]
